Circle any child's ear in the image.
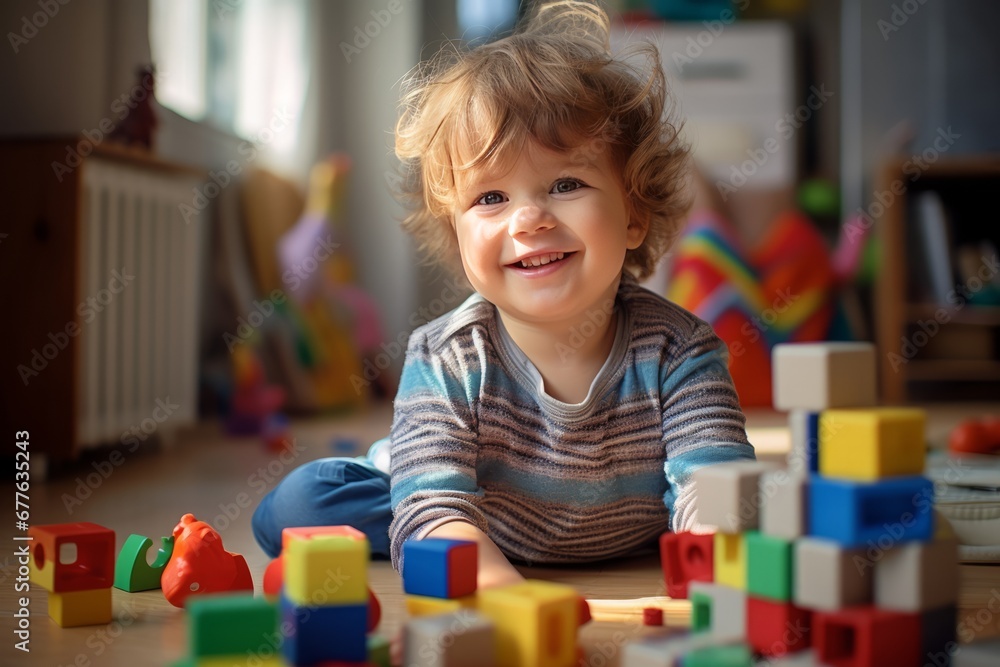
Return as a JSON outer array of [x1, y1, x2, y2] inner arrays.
[[625, 215, 649, 250]]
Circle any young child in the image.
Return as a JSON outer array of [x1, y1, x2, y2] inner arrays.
[[252, 0, 755, 588]]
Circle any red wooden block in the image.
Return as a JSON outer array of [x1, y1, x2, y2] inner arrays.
[[643, 607, 664, 626], [660, 531, 714, 599], [814, 607, 921, 667], [28, 522, 115, 593], [747, 596, 811, 656], [578, 597, 592, 626], [447, 542, 477, 599]]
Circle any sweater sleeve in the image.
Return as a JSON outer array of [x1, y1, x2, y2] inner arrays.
[[387, 330, 489, 570], [660, 323, 756, 533]]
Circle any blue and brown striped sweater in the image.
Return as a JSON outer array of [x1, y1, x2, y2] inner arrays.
[[388, 277, 755, 569]]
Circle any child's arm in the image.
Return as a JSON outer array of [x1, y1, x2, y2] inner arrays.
[[424, 520, 525, 589], [660, 322, 756, 532]]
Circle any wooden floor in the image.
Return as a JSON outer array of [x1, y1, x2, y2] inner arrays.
[[3, 401, 1000, 666]]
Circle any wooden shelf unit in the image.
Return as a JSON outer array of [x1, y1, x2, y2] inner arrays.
[[875, 155, 1000, 403]]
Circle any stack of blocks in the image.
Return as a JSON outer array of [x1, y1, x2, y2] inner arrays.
[[28, 522, 115, 627], [645, 342, 959, 666], [402, 538, 581, 667], [280, 525, 371, 665]]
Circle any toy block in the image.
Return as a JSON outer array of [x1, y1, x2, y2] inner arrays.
[[402, 538, 478, 599], [403, 610, 496, 667], [793, 537, 872, 610], [921, 605, 957, 667], [476, 579, 578, 667], [746, 596, 811, 656], [263, 556, 283, 597], [788, 410, 820, 474], [406, 593, 477, 617], [28, 522, 115, 592], [759, 471, 808, 541], [772, 342, 877, 411], [187, 593, 278, 658], [820, 408, 926, 481], [621, 632, 719, 667], [808, 475, 934, 548], [747, 532, 793, 602], [368, 634, 391, 667], [814, 607, 921, 667], [660, 531, 714, 599], [693, 461, 779, 532], [280, 592, 367, 664], [681, 644, 753, 666], [875, 539, 960, 612], [714, 531, 748, 590], [284, 530, 369, 606], [47, 586, 112, 627], [281, 524, 367, 551], [114, 534, 174, 592], [192, 657, 286, 667], [689, 582, 746, 640]]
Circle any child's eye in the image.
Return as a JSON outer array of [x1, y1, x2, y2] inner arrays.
[[551, 179, 584, 194], [474, 191, 506, 206]]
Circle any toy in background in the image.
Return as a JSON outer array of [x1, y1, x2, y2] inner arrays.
[[161, 513, 254, 608], [226, 344, 288, 442], [645, 341, 960, 666], [949, 417, 1000, 457], [28, 522, 116, 627], [278, 155, 393, 405]]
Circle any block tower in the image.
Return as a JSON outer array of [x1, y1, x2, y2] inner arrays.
[[28, 522, 115, 627], [648, 342, 959, 666]]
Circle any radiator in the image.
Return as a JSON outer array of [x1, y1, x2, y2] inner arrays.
[[78, 159, 203, 448]]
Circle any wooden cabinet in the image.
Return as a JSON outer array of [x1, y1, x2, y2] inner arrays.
[[875, 156, 1000, 403], [0, 139, 205, 476]]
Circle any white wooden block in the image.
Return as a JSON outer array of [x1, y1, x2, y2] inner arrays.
[[875, 539, 960, 612], [759, 471, 809, 541], [404, 611, 495, 667], [620, 631, 724, 667], [794, 538, 873, 610], [689, 581, 746, 641], [692, 461, 779, 532], [766, 650, 831, 665], [772, 343, 877, 411]]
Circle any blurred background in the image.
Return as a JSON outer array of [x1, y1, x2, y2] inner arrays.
[[2, 0, 999, 473]]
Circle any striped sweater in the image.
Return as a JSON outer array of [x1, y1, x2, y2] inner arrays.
[[388, 277, 755, 569]]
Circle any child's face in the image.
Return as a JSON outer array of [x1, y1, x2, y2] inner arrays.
[[452, 141, 646, 329]]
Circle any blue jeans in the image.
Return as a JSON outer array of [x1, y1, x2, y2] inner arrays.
[[251, 449, 392, 559]]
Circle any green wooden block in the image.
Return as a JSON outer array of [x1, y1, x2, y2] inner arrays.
[[188, 593, 278, 657], [368, 634, 391, 667], [682, 643, 753, 666], [690, 591, 712, 633], [114, 534, 174, 592], [747, 532, 793, 602]]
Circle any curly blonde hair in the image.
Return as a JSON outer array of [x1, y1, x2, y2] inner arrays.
[[393, 0, 691, 281]]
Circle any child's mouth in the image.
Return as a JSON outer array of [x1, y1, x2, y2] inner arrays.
[[507, 252, 575, 272]]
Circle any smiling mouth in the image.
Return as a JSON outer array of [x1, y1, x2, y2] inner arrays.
[[508, 252, 575, 269]]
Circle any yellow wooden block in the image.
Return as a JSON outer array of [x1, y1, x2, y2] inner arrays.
[[820, 408, 926, 481], [714, 532, 747, 590], [476, 580, 577, 667], [48, 587, 112, 627], [284, 534, 368, 606], [195, 657, 285, 667], [405, 593, 477, 617]]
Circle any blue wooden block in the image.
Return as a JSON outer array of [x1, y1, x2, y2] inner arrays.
[[402, 539, 477, 599], [808, 475, 933, 548], [806, 412, 820, 473], [280, 592, 367, 664]]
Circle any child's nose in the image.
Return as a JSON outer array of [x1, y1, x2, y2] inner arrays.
[[508, 202, 555, 236]]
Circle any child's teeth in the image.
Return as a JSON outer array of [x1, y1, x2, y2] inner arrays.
[[520, 252, 565, 268]]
